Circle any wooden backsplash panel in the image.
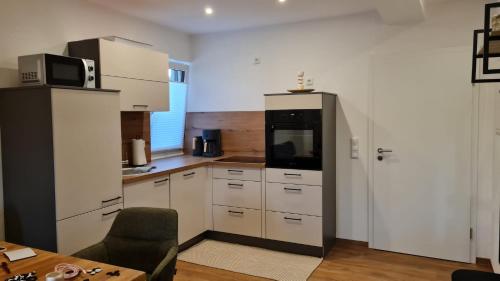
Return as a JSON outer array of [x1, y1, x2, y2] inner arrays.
[[121, 112, 152, 163], [184, 111, 265, 154]]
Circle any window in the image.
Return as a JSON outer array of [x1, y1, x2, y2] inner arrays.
[[150, 62, 189, 157]]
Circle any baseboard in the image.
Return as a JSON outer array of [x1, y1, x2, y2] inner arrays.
[[335, 238, 369, 247], [476, 257, 493, 269]]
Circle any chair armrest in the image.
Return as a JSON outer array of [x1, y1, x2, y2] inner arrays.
[[150, 246, 178, 281], [72, 242, 109, 263]]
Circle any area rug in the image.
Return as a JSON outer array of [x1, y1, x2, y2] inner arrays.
[[178, 240, 323, 281]]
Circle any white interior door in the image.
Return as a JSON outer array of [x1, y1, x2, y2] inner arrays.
[[371, 47, 473, 262]]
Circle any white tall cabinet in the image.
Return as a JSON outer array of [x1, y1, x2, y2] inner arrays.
[[0, 86, 122, 254]]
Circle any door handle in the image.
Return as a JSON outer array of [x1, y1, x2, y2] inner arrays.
[[377, 148, 393, 154], [377, 148, 393, 161]]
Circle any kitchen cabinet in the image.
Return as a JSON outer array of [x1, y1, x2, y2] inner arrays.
[[57, 204, 122, 255], [52, 89, 123, 220], [265, 211, 322, 247], [170, 167, 208, 244], [123, 176, 170, 209], [101, 75, 169, 112], [266, 182, 322, 216], [212, 166, 263, 238], [68, 38, 170, 112], [0, 86, 122, 252], [213, 205, 261, 237]]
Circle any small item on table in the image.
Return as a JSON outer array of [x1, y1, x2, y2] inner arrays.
[[3, 248, 36, 262], [287, 71, 315, 93], [53, 263, 86, 279], [1, 262, 10, 274], [86, 267, 102, 276], [4, 271, 37, 281], [45, 271, 63, 281], [106, 270, 120, 277]]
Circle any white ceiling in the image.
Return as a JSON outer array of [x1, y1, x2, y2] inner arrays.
[[87, 0, 449, 34], [87, 0, 379, 34]]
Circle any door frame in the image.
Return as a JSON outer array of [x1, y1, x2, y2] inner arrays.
[[366, 47, 477, 263]]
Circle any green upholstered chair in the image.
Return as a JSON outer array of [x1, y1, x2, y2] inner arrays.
[[73, 207, 178, 281]]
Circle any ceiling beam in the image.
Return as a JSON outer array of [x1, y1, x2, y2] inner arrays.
[[374, 0, 426, 25]]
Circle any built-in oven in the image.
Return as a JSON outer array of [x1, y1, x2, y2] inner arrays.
[[265, 109, 322, 171], [18, 54, 95, 88]]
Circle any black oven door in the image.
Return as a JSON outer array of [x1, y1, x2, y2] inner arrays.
[[45, 54, 86, 87], [266, 110, 322, 171]]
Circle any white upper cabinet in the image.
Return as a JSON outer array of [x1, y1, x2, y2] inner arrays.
[[99, 39, 169, 83], [101, 76, 169, 112]]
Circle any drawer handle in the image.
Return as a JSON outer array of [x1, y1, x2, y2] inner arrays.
[[102, 196, 122, 204], [228, 183, 244, 189], [284, 217, 302, 222], [154, 178, 169, 184], [183, 172, 196, 177], [102, 209, 122, 217], [228, 210, 244, 215], [228, 169, 244, 174], [133, 105, 149, 109], [284, 173, 302, 177], [284, 187, 302, 192]]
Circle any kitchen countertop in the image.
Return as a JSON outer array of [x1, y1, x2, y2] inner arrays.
[[123, 153, 265, 185]]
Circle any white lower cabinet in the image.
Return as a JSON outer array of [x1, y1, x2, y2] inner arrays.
[[57, 204, 122, 255], [265, 211, 323, 247], [171, 167, 207, 244], [213, 179, 261, 210], [123, 176, 170, 209], [266, 183, 322, 216], [213, 206, 261, 237]]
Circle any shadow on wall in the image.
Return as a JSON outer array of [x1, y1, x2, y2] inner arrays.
[[336, 98, 368, 240], [0, 68, 19, 88]]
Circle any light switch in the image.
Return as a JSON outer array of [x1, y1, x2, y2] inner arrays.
[[351, 137, 359, 159]]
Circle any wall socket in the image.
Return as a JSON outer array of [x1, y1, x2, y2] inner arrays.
[[254, 58, 261, 65], [306, 78, 314, 87]]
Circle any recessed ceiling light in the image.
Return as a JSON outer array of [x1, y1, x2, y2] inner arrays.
[[205, 6, 214, 15], [278, 0, 286, 3]]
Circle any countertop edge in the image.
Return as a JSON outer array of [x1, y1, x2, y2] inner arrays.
[[122, 157, 265, 185]]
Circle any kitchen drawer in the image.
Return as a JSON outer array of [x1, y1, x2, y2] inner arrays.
[[213, 179, 261, 210], [213, 205, 261, 238], [57, 204, 122, 255], [265, 211, 322, 247], [124, 176, 170, 209], [213, 167, 261, 181], [266, 168, 322, 186], [266, 183, 322, 216]]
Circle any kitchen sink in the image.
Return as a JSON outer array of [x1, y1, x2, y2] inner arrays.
[[215, 156, 265, 164], [122, 166, 156, 176]]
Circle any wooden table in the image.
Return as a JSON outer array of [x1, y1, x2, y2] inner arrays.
[[0, 242, 146, 281]]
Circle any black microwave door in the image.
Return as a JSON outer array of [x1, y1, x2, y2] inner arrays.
[[266, 116, 322, 170], [45, 54, 85, 87]]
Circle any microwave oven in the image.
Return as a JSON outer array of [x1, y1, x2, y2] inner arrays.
[[18, 54, 95, 88]]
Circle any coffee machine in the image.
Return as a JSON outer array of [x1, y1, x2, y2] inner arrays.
[[202, 129, 223, 157]]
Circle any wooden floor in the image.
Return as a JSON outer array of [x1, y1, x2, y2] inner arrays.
[[174, 239, 492, 281]]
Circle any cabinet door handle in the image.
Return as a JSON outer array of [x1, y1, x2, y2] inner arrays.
[[284, 187, 302, 192], [228, 169, 244, 174], [133, 105, 149, 109], [228, 183, 244, 189], [183, 172, 196, 177], [102, 209, 122, 217], [228, 210, 244, 215], [102, 196, 122, 204], [154, 178, 169, 184], [284, 217, 302, 222], [284, 173, 302, 177]]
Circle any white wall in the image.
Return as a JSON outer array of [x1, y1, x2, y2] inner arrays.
[[188, 0, 492, 257], [0, 0, 191, 87]]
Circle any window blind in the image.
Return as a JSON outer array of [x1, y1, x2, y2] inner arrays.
[[150, 82, 188, 153]]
